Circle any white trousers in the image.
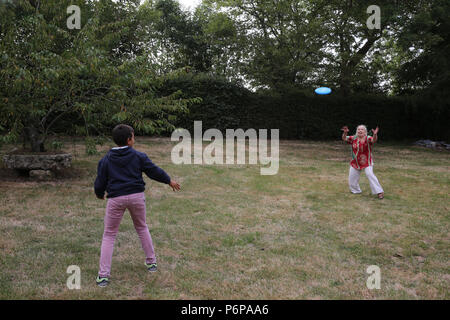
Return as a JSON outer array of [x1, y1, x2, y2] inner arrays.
[[348, 166, 384, 195]]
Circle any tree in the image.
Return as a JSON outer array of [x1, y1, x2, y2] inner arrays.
[[206, 0, 426, 94], [394, 0, 450, 96], [0, 0, 199, 153], [137, 0, 213, 74], [194, 3, 241, 81], [207, 0, 326, 90]]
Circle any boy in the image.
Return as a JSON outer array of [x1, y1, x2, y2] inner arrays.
[[94, 124, 180, 287]]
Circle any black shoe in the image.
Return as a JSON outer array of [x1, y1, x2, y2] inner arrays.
[[96, 276, 109, 287], [145, 263, 157, 272]]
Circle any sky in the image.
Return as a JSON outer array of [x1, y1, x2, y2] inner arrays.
[[139, 0, 202, 11], [178, 0, 202, 11]]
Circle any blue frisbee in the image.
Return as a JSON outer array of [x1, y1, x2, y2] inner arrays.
[[315, 87, 332, 95]]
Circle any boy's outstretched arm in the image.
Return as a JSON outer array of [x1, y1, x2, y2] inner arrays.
[[94, 158, 107, 199], [141, 154, 181, 191], [169, 180, 181, 191]]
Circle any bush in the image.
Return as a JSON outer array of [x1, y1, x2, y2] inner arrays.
[[159, 75, 450, 141], [159, 73, 253, 133]]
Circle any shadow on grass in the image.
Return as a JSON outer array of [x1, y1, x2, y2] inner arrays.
[[0, 167, 87, 182]]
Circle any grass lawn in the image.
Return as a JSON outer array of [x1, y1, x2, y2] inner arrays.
[[0, 137, 449, 299]]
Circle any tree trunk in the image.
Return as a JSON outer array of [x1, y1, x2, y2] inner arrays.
[[23, 126, 46, 152], [339, 34, 381, 96], [340, 66, 352, 97]]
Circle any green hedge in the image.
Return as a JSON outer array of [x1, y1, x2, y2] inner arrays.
[[160, 74, 450, 141], [242, 92, 450, 141], [160, 73, 253, 132]]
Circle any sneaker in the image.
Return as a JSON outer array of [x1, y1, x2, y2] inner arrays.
[[145, 263, 157, 272], [96, 276, 109, 287]]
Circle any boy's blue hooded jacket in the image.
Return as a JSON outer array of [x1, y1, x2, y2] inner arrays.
[[94, 147, 171, 199]]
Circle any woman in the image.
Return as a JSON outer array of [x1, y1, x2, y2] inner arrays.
[[341, 125, 384, 199]]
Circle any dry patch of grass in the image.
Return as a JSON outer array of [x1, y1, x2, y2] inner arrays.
[[0, 137, 449, 299]]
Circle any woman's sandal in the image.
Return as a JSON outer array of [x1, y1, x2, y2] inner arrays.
[[378, 193, 384, 199]]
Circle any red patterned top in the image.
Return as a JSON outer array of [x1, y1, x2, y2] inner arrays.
[[346, 135, 374, 170]]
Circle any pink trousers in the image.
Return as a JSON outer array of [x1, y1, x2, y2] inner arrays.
[[98, 192, 156, 278]]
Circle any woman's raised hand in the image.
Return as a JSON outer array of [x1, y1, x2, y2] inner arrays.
[[341, 126, 349, 133], [371, 127, 379, 135]]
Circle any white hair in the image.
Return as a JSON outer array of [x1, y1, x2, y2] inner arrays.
[[355, 125, 368, 137]]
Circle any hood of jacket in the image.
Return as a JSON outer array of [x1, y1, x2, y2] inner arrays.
[[107, 147, 135, 168]]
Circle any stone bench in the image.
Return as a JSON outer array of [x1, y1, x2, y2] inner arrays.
[[2, 153, 72, 180]]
